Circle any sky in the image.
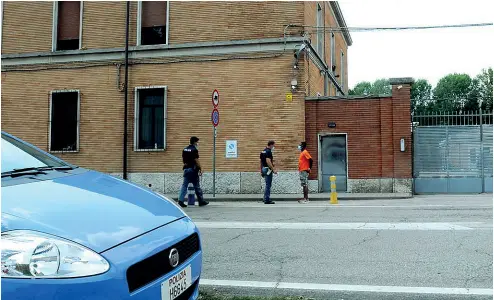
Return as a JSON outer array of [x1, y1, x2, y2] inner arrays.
[[338, 0, 493, 88]]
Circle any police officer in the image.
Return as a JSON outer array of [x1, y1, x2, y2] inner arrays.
[[178, 136, 209, 208], [260, 140, 277, 204]]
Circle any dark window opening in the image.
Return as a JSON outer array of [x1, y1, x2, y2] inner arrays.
[[57, 1, 81, 51], [138, 88, 165, 150], [141, 1, 167, 45], [57, 39, 79, 51], [51, 92, 78, 152], [141, 26, 167, 45]]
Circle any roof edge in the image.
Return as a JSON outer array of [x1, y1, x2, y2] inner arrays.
[[305, 94, 392, 101], [389, 77, 415, 85], [329, 1, 353, 46]]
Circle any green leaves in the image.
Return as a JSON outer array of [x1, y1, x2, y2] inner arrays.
[[348, 79, 391, 96], [349, 68, 493, 113]]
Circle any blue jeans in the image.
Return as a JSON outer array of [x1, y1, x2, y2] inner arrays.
[[262, 167, 273, 202], [179, 168, 204, 202]]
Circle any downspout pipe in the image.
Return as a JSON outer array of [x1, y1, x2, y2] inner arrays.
[[123, 1, 130, 180]]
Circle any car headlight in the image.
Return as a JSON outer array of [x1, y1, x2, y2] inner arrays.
[[1, 230, 110, 278]]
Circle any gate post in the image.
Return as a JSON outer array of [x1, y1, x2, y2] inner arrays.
[[446, 126, 450, 193], [480, 109, 485, 193]]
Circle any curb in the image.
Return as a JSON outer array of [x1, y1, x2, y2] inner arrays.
[[166, 195, 414, 202]]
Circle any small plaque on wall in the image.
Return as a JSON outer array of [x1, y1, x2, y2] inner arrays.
[[328, 122, 336, 128]]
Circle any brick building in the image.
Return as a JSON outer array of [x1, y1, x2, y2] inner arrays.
[[1, 1, 412, 194]]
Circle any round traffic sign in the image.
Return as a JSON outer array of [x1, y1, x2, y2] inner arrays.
[[211, 109, 220, 127], [212, 90, 220, 107]]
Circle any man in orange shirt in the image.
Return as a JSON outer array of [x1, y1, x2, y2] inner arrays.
[[298, 141, 313, 203]]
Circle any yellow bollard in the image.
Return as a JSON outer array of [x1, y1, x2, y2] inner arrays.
[[329, 176, 338, 204]]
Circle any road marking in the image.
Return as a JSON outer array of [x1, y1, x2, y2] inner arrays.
[[198, 203, 492, 209], [200, 279, 493, 295], [195, 222, 476, 230]]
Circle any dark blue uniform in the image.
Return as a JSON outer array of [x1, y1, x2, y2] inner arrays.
[[260, 147, 274, 203], [178, 145, 204, 204]]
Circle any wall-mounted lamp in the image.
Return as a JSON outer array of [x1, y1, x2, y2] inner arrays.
[[291, 79, 298, 91], [400, 138, 405, 152], [293, 44, 307, 69]]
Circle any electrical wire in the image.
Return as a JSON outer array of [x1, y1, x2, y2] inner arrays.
[[287, 22, 493, 33]]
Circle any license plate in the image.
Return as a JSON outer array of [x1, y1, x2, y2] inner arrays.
[[161, 265, 192, 300]]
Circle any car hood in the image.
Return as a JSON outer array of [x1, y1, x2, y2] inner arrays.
[[1, 170, 186, 253]]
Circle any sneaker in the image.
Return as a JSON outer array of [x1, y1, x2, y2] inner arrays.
[[178, 201, 187, 208], [198, 201, 209, 207], [264, 201, 275, 204], [298, 199, 308, 204]]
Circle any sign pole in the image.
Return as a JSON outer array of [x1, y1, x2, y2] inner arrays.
[[213, 126, 216, 198], [211, 90, 220, 199]]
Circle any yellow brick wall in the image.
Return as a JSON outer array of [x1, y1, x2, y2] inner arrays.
[[1, 1, 53, 54], [1, 54, 306, 173], [303, 1, 349, 96], [2, 1, 304, 53], [170, 2, 303, 44], [82, 2, 137, 49]]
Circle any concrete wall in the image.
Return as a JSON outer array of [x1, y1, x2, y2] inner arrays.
[[110, 172, 319, 195]]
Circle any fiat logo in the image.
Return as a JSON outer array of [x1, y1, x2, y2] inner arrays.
[[169, 248, 179, 268]]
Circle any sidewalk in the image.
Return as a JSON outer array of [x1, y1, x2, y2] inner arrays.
[[165, 192, 413, 201]]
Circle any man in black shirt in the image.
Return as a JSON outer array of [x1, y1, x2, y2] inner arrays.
[[260, 140, 277, 204], [178, 136, 209, 207]]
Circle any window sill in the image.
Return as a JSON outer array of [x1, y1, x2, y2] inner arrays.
[[53, 48, 82, 53], [135, 43, 169, 50], [134, 149, 166, 152], [50, 150, 79, 154]]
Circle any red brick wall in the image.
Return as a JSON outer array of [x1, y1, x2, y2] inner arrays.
[[391, 84, 413, 178], [305, 85, 412, 180]]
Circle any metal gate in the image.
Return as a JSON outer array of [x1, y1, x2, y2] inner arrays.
[[413, 111, 493, 194]]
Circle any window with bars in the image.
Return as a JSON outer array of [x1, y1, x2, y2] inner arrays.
[[316, 4, 324, 57], [340, 50, 345, 92], [330, 32, 336, 70]]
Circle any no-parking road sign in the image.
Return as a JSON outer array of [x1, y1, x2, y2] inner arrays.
[[211, 108, 220, 127]]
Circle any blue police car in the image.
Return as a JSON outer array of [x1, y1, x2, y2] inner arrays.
[[1, 132, 202, 300]]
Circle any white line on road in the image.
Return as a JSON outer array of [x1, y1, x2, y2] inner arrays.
[[198, 203, 492, 209], [200, 279, 493, 296], [195, 222, 477, 230]]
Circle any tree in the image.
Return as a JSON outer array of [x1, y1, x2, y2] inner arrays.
[[432, 73, 472, 112], [348, 79, 391, 96], [464, 78, 481, 112], [410, 79, 432, 115], [476, 67, 493, 112], [370, 78, 392, 95], [348, 81, 372, 95]]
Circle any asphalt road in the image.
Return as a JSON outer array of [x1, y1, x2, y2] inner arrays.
[[186, 195, 493, 300]]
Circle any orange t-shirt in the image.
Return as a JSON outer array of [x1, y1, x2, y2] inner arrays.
[[298, 149, 312, 171]]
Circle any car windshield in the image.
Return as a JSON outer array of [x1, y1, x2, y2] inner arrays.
[[1, 134, 68, 174]]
